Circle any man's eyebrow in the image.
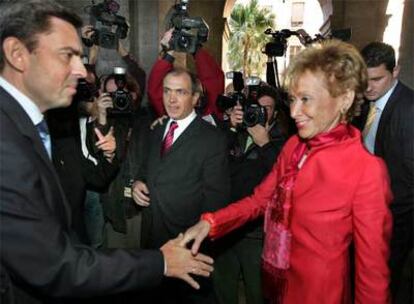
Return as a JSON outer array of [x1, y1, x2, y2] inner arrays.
[[61, 47, 83, 56]]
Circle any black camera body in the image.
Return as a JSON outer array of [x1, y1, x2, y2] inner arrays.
[[75, 78, 98, 102], [88, 0, 129, 49], [106, 67, 133, 117], [216, 72, 267, 128], [168, 0, 209, 53], [263, 29, 298, 57]]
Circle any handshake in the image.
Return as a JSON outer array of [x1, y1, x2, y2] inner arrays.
[[160, 221, 212, 290]]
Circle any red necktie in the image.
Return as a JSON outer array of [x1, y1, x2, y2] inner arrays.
[[161, 121, 178, 156]]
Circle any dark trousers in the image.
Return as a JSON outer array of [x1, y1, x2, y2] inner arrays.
[[213, 236, 264, 304], [390, 210, 413, 303]]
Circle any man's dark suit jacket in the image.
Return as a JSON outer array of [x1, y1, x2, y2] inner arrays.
[[355, 82, 413, 215], [0, 87, 164, 303], [139, 116, 230, 249]]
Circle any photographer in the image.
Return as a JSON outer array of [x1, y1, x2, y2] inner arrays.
[[46, 93, 118, 245], [148, 28, 225, 123], [214, 85, 289, 304], [87, 70, 151, 249]]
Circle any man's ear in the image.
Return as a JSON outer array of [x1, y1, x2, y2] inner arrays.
[[192, 92, 200, 106], [392, 65, 400, 79], [2, 37, 28, 72]]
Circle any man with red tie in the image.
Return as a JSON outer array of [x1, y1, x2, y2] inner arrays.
[[132, 68, 230, 304]]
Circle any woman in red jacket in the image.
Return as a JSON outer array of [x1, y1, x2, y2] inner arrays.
[[181, 40, 393, 304]]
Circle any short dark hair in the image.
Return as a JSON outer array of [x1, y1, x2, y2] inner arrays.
[[164, 67, 200, 95], [0, 0, 82, 71], [361, 42, 396, 72]]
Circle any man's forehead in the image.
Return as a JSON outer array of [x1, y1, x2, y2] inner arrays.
[[37, 17, 81, 47], [163, 73, 191, 87]]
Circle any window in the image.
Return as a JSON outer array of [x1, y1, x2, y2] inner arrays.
[[291, 2, 305, 27]]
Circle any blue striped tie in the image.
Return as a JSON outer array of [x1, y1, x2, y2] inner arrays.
[[36, 119, 52, 159]]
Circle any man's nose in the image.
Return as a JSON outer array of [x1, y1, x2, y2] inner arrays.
[[168, 91, 177, 103], [366, 81, 373, 93], [72, 56, 87, 79]]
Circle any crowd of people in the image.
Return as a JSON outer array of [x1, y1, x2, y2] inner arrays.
[[0, 1, 412, 304]]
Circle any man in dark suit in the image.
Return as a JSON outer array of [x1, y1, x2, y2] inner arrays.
[[359, 42, 414, 303], [132, 68, 230, 303], [0, 1, 213, 303]]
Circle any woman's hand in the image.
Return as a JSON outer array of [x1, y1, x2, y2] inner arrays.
[[94, 127, 116, 162], [94, 93, 113, 126], [179, 220, 211, 255]]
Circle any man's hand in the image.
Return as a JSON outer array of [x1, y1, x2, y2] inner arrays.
[[81, 25, 95, 40], [150, 115, 168, 130], [229, 104, 243, 128], [179, 220, 211, 255], [93, 93, 113, 125], [247, 123, 270, 147], [132, 180, 150, 207], [161, 234, 214, 290], [160, 28, 174, 51], [94, 127, 116, 162]]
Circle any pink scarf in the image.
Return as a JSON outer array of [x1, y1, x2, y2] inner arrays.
[[262, 123, 351, 304]]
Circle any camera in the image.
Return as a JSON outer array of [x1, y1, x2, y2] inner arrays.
[[85, 0, 129, 49], [75, 78, 98, 102], [216, 72, 267, 128], [263, 29, 301, 57], [166, 0, 209, 53], [106, 67, 133, 117]]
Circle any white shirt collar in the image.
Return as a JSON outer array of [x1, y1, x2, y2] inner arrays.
[[0, 76, 44, 125], [163, 110, 197, 141], [375, 80, 398, 112]]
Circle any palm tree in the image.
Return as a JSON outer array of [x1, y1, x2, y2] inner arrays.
[[227, 0, 276, 77]]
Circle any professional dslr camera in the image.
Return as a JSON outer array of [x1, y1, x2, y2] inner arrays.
[[165, 0, 209, 53], [85, 0, 129, 49], [106, 67, 133, 117], [75, 78, 98, 102], [216, 72, 266, 128]]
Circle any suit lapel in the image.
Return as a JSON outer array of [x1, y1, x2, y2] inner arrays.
[[0, 87, 72, 226], [375, 82, 402, 155]]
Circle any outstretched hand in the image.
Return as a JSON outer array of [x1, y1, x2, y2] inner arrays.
[[161, 233, 214, 290], [179, 220, 211, 255]]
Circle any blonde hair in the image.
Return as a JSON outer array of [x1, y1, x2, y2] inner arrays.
[[284, 39, 367, 121]]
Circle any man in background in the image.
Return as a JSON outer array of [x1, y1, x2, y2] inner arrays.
[[360, 41, 413, 303], [133, 68, 230, 303]]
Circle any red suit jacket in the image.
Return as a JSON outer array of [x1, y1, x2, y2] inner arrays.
[[147, 48, 224, 119], [205, 125, 393, 304]]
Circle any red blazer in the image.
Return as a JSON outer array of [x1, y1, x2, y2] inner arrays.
[[147, 48, 224, 118], [205, 125, 393, 304]]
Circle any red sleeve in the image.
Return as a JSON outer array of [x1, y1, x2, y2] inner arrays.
[[353, 157, 393, 303], [147, 58, 173, 117], [202, 138, 293, 239], [194, 48, 224, 119]]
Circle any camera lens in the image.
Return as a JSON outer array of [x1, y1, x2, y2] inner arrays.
[[113, 91, 129, 110], [178, 35, 190, 49], [243, 107, 259, 127]]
